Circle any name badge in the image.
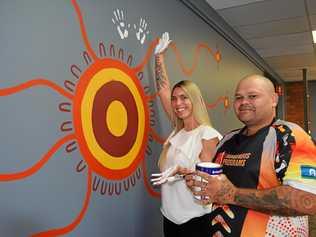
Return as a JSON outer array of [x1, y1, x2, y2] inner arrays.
[[301, 166, 316, 179]]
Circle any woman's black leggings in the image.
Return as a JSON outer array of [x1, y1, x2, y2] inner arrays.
[[163, 214, 211, 237]]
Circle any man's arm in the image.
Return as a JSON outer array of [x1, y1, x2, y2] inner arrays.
[[187, 172, 316, 216], [233, 185, 316, 216]]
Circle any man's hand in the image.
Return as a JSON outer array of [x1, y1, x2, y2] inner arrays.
[[185, 171, 236, 206]]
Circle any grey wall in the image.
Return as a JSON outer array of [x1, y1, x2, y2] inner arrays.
[[0, 0, 263, 236]]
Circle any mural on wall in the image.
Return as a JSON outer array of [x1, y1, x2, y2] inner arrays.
[[0, 0, 230, 236]]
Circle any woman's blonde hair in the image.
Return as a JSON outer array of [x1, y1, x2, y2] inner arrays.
[[158, 80, 212, 170]]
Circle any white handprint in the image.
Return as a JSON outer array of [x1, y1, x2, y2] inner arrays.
[[112, 9, 130, 39], [134, 18, 150, 44]]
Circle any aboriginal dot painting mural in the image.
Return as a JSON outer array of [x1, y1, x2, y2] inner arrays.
[[0, 0, 262, 236]]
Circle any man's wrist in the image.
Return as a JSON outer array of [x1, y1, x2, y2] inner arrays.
[[228, 186, 238, 204]]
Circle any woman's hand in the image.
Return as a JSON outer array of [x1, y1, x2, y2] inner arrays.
[[151, 165, 193, 186], [154, 32, 172, 55]]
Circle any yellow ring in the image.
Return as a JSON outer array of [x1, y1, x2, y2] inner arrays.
[[81, 68, 145, 170]]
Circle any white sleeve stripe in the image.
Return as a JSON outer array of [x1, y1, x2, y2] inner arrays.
[[283, 180, 316, 195]]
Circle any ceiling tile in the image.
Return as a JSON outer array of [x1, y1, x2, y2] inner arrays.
[[277, 67, 316, 76], [205, 0, 265, 10], [310, 14, 316, 29], [236, 16, 309, 39], [258, 44, 314, 57], [247, 32, 312, 49], [217, 0, 306, 26], [265, 53, 316, 68], [264, 53, 316, 80], [307, 0, 316, 14]]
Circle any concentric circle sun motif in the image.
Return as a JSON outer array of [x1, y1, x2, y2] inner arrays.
[[73, 58, 149, 180]]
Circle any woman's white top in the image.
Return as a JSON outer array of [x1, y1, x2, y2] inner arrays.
[[160, 125, 222, 224]]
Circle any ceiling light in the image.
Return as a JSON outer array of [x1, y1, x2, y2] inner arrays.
[[313, 30, 316, 44]]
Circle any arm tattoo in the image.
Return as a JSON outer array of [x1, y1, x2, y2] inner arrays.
[[155, 55, 165, 91], [234, 185, 316, 216]]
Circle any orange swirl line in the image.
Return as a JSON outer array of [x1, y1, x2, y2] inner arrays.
[[32, 168, 92, 237], [169, 42, 219, 76], [146, 91, 159, 101], [133, 38, 159, 72], [0, 134, 76, 181], [0, 79, 74, 100], [71, 0, 98, 61], [206, 96, 226, 109], [141, 158, 160, 198], [149, 127, 165, 145]]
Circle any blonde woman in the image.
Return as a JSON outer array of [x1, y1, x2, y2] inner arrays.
[[153, 33, 222, 237]]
